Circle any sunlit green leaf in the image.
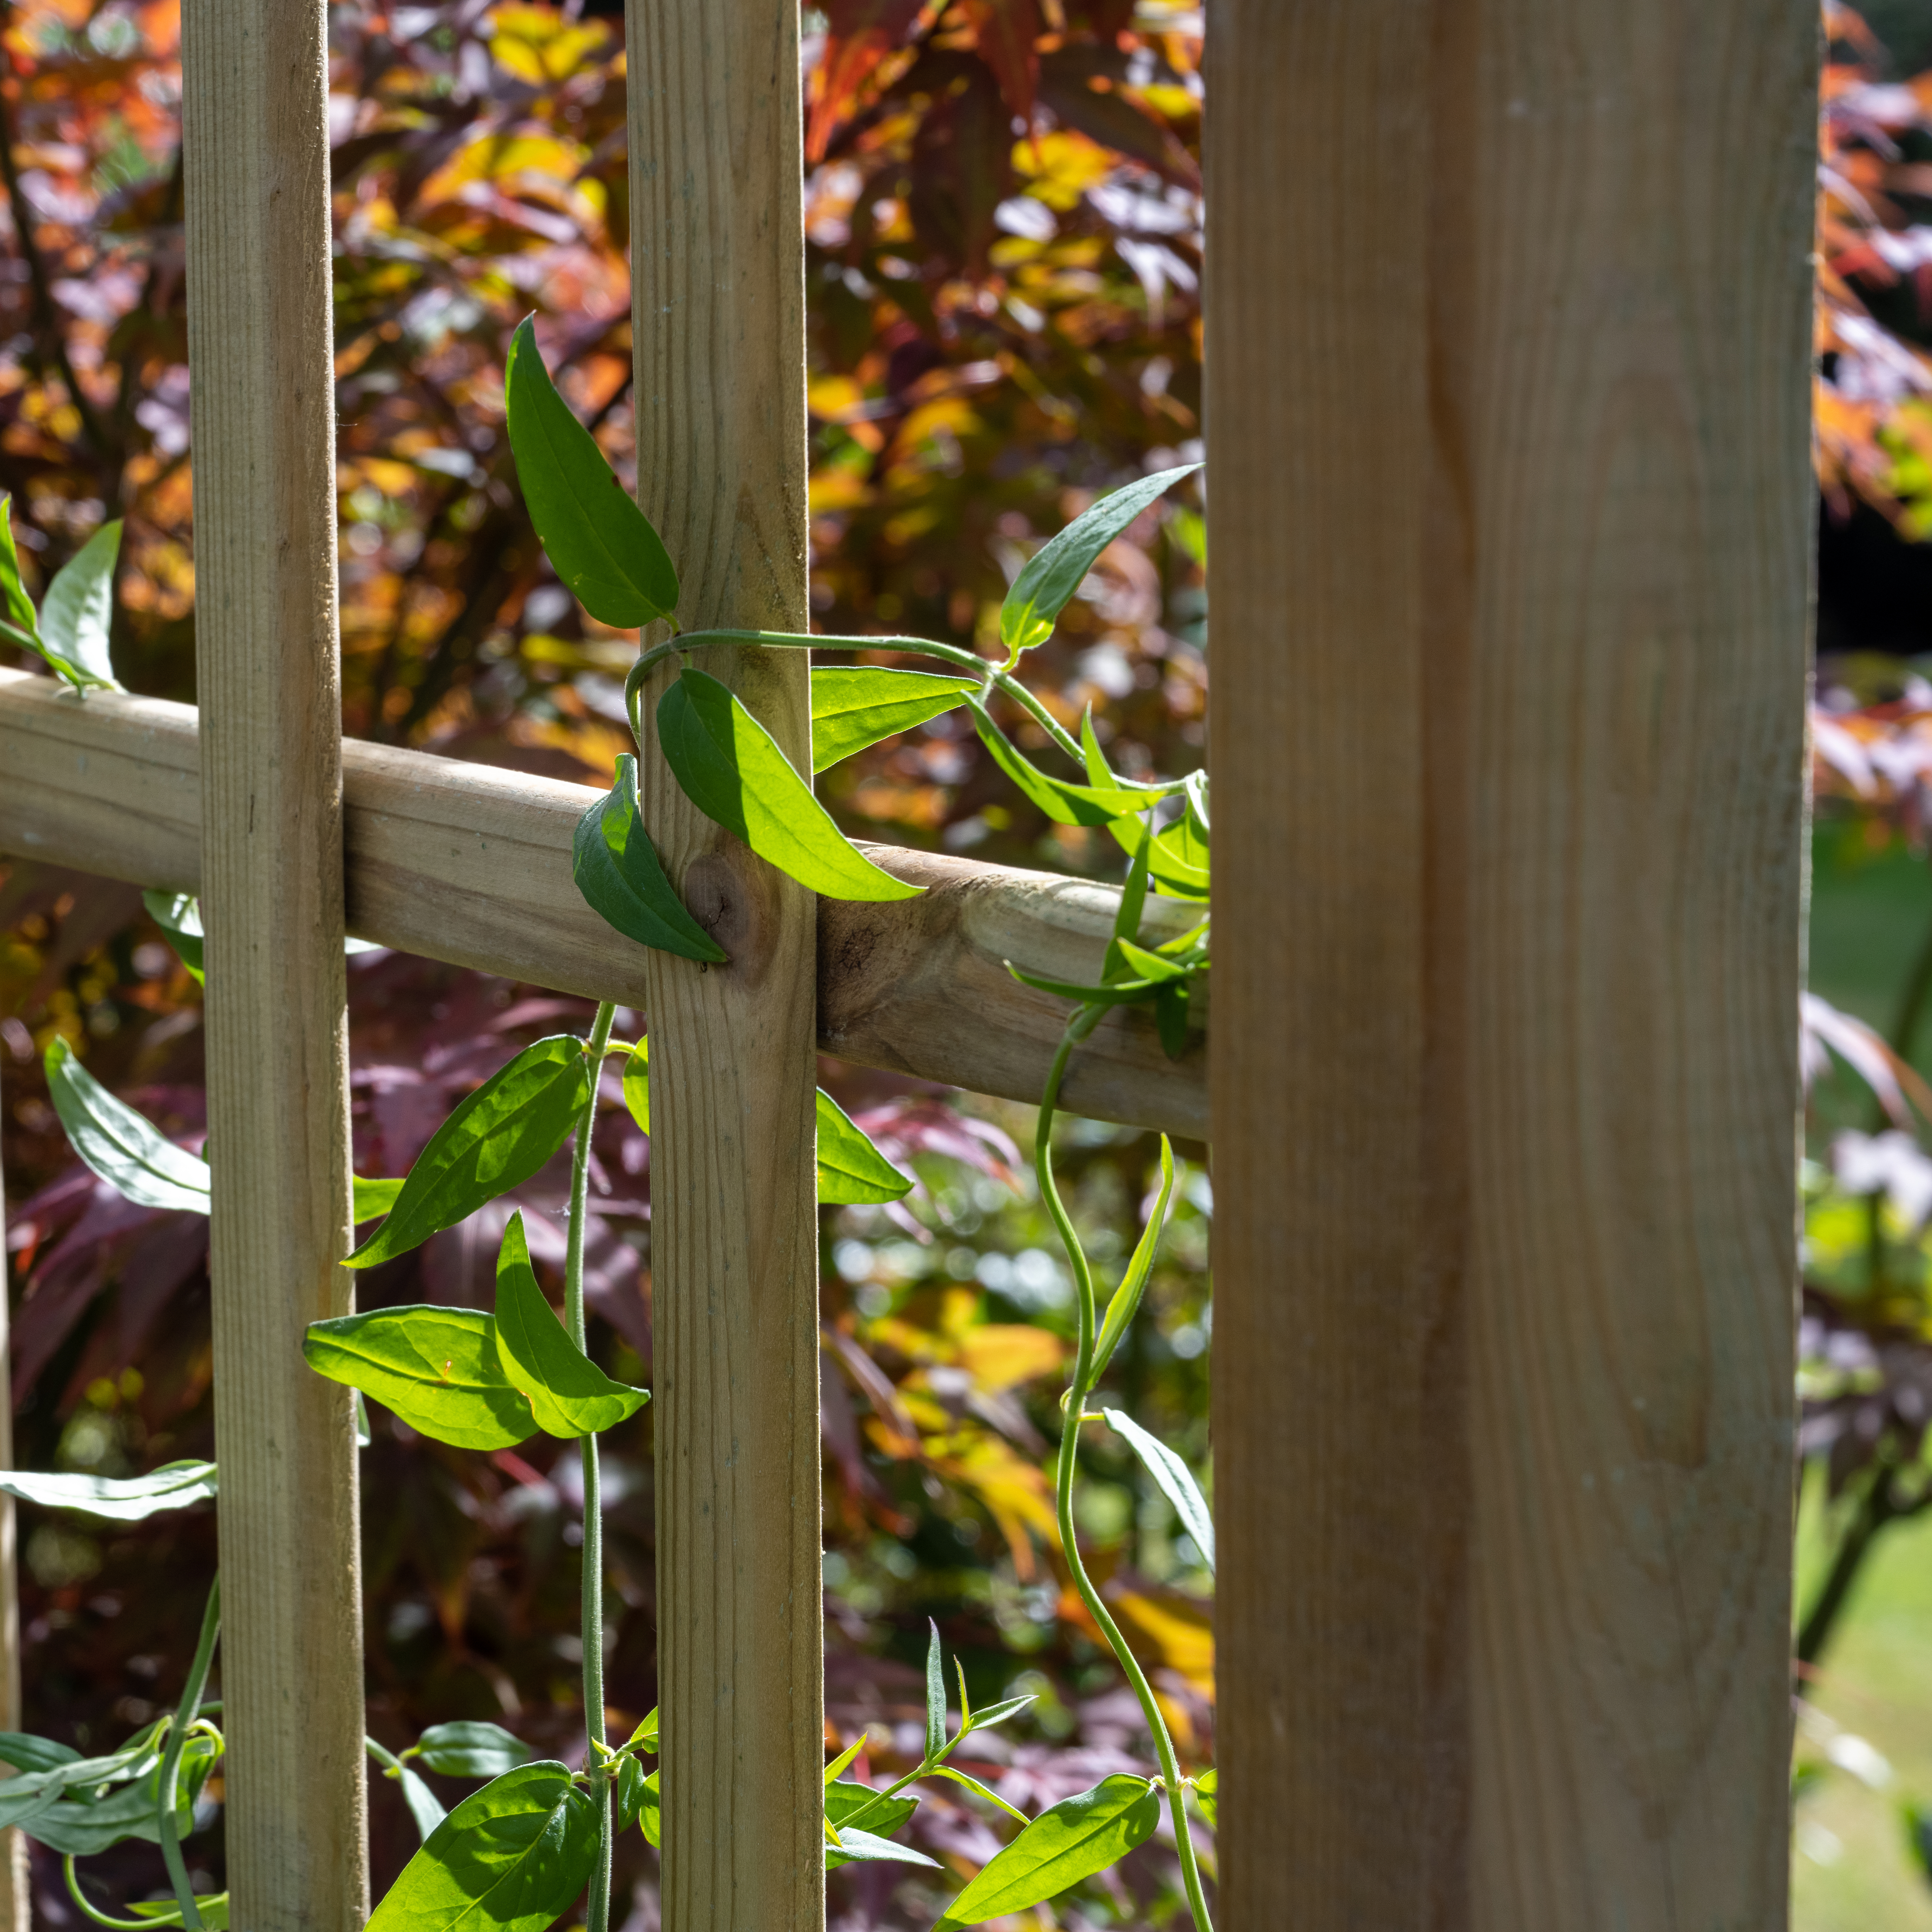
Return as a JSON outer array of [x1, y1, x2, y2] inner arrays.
[[1090, 1138, 1175, 1384], [0, 1460, 217, 1523], [412, 1722, 532, 1781], [1100, 1408, 1212, 1571], [615, 1754, 644, 1834], [657, 668, 923, 902], [491, 1210, 649, 1438], [829, 1826, 940, 1869], [366, 1761, 598, 1932], [1000, 466, 1197, 662], [35, 517, 122, 691], [1109, 808, 1210, 900], [44, 1036, 210, 1214], [924, 1619, 947, 1764], [810, 666, 981, 772], [0, 495, 41, 647], [966, 699, 1144, 827], [142, 890, 204, 982], [346, 1036, 590, 1268], [505, 317, 677, 628], [573, 754, 726, 964], [638, 1768, 659, 1847], [303, 1306, 537, 1450], [622, 1039, 649, 1135], [353, 1176, 406, 1223], [624, 1708, 658, 1754], [932, 1775, 1160, 1930], [816, 1089, 911, 1204], [825, 1780, 921, 1868], [1191, 1768, 1216, 1830], [959, 1694, 1035, 1735], [927, 1764, 1030, 1826]]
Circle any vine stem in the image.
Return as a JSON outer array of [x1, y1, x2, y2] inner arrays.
[[155, 1572, 221, 1930], [571, 1003, 619, 1932], [1036, 1012, 1213, 1932]]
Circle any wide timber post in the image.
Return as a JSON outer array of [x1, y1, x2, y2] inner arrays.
[[181, 0, 367, 1924], [1208, 3, 1816, 1927], [625, 4, 825, 1928]]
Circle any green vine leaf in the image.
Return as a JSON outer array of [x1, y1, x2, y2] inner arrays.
[[809, 665, 981, 772], [825, 1781, 925, 1869], [0, 1461, 217, 1523], [573, 754, 726, 963], [411, 1723, 532, 1781], [622, 1039, 650, 1135], [0, 495, 41, 646], [505, 317, 678, 628], [353, 1176, 406, 1223], [12, 513, 124, 691], [1090, 1138, 1176, 1384], [491, 1210, 649, 1438], [1191, 1768, 1216, 1830], [931, 1775, 1161, 1930], [657, 667, 922, 902], [142, 890, 205, 982], [44, 1036, 211, 1214], [345, 1036, 590, 1269], [303, 1306, 538, 1450], [1100, 1408, 1213, 1572], [815, 1089, 911, 1204], [366, 1761, 598, 1932], [965, 699, 1145, 827], [999, 465, 1197, 664]]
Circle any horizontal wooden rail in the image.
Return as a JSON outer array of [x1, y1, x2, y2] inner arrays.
[[0, 667, 1205, 1136]]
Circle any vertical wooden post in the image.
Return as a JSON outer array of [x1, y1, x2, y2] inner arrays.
[[0, 1136, 25, 1932], [181, 0, 366, 1923], [625, 5, 823, 1928], [1207, 4, 1815, 1927]]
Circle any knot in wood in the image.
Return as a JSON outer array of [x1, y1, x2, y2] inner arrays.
[[682, 846, 787, 984]]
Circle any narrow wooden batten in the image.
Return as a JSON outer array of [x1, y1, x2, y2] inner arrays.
[[626, 2, 824, 1925], [181, 0, 367, 1918]]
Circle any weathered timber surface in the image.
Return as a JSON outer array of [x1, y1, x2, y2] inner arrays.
[[181, 0, 367, 1916], [1206, 2, 1815, 1928], [627, 1, 822, 1924], [0, 666, 1204, 1134]]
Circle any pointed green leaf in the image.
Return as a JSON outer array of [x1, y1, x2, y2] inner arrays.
[[1191, 1767, 1216, 1830], [125, 1901, 230, 1929], [1090, 1139, 1175, 1384], [0, 496, 41, 645], [622, 1038, 650, 1135], [924, 1619, 947, 1764], [932, 1775, 1160, 1930], [1109, 809, 1210, 900], [45, 1036, 211, 1213], [0, 1735, 81, 1776], [966, 699, 1144, 827], [37, 518, 122, 690], [491, 1210, 649, 1438], [616, 1754, 645, 1834], [505, 317, 678, 627], [346, 1036, 590, 1268], [959, 1693, 1035, 1735], [368, 1761, 598, 1932], [1000, 466, 1197, 662], [639, 1767, 660, 1847], [142, 890, 205, 982], [624, 1708, 658, 1754], [1155, 980, 1192, 1059], [953, 1659, 972, 1731], [816, 1089, 912, 1204], [825, 1780, 920, 1867], [22, 1733, 217, 1855], [658, 668, 923, 902], [927, 1764, 1030, 1827], [573, 754, 726, 963], [810, 666, 982, 772], [1100, 1407, 1212, 1571], [353, 1176, 405, 1223], [828, 1826, 940, 1869], [413, 1722, 533, 1780], [303, 1306, 538, 1450], [395, 1763, 448, 1842], [0, 1460, 217, 1523], [1004, 960, 1162, 1005], [1103, 813, 1156, 986], [824, 1738, 866, 1785]]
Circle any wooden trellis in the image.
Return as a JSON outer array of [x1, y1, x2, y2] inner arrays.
[[0, 0, 1820, 1927]]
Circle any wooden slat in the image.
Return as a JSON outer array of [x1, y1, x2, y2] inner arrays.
[[0, 665, 1206, 1133], [0, 1131, 24, 1932], [626, 3, 822, 1924], [1206, 2, 1814, 1927], [180, 0, 366, 1919]]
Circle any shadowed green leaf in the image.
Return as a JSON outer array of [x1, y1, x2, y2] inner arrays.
[[34, 517, 122, 690], [367, 1761, 598, 1932], [573, 754, 726, 963], [932, 1775, 1160, 1930], [616, 1755, 644, 1834], [303, 1306, 537, 1450], [491, 1210, 649, 1438], [829, 1826, 940, 1869], [1101, 1408, 1212, 1571], [816, 1089, 911, 1204], [1000, 466, 1197, 662], [413, 1722, 532, 1780], [346, 1036, 590, 1268], [22, 1733, 217, 1855], [142, 890, 204, 982], [506, 317, 677, 628], [44, 1036, 210, 1213], [0, 1461, 217, 1523], [810, 666, 981, 772], [658, 668, 923, 902], [395, 1764, 447, 1842]]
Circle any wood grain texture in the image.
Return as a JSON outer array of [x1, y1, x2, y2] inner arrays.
[[0, 1129, 24, 1932], [626, 3, 822, 1926], [1205, 3, 1814, 1927], [181, 0, 366, 1919], [0, 668, 1207, 1130]]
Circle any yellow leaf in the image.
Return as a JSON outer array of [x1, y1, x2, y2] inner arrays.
[[958, 1324, 1065, 1394]]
